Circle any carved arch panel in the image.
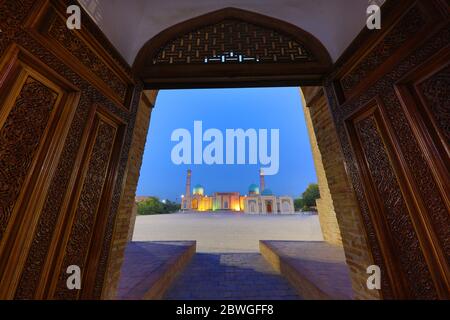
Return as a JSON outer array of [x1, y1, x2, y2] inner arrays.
[[133, 8, 332, 88]]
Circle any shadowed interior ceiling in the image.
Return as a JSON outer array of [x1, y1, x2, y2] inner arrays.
[[78, 0, 372, 65]]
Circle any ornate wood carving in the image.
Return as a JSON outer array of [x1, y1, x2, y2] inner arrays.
[[0, 0, 36, 54], [394, 47, 450, 275], [153, 19, 314, 65], [340, 5, 426, 95], [326, 0, 450, 299], [24, 1, 134, 109], [53, 118, 116, 299], [334, 0, 447, 103], [0, 0, 142, 299], [0, 44, 81, 299], [349, 110, 436, 298], [0, 76, 57, 240], [45, 14, 128, 103], [419, 64, 450, 144], [134, 7, 332, 88]]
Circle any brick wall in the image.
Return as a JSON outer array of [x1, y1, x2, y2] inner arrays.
[[301, 88, 342, 246], [301, 87, 380, 300], [101, 90, 157, 299], [127, 203, 138, 242]]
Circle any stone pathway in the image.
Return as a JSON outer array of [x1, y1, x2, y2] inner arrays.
[[164, 253, 301, 300], [116, 241, 195, 299]]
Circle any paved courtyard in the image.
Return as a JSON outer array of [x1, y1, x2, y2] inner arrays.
[[131, 212, 323, 300], [164, 253, 301, 300], [132, 211, 323, 252]]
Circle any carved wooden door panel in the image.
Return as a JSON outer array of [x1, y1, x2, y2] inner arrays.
[[326, 0, 450, 299], [0, 0, 140, 299]]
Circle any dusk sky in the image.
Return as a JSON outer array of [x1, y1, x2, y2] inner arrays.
[[136, 87, 317, 202]]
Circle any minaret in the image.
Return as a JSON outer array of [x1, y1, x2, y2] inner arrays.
[[186, 169, 192, 198], [259, 169, 265, 193]]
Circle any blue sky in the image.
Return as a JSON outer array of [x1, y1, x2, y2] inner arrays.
[[136, 87, 317, 202]]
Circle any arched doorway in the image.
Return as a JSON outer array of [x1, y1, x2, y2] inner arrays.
[[265, 201, 273, 214], [116, 3, 450, 300], [117, 7, 372, 300], [1, 1, 448, 300]]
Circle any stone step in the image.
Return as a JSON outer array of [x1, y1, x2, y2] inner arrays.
[[116, 241, 196, 300], [260, 240, 354, 300]]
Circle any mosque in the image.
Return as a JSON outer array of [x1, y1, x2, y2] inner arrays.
[[181, 169, 295, 214]]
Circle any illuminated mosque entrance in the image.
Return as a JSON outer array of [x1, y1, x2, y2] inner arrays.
[[181, 169, 295, 214]]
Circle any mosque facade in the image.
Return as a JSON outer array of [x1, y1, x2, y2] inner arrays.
[[181, 169, 295, 214]]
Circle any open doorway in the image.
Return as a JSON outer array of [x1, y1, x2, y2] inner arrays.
[[116, 87, 353, 300], [1, 0, 447, 301], [134, 87, 321, 248]]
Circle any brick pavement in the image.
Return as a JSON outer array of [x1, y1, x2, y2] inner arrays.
[[164, 253, 301, 300], [116, 241, 195, 299]]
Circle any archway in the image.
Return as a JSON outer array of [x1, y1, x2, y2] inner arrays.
[[111, 1, 450, 300], [1, 0, 447, 300], [133, 7, 332, 88], [110, 7, 375, 300]]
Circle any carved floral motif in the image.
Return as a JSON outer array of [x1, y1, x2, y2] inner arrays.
[[340, 6, 426, 94], [54, 120, 116, 299], [0, 77, 57, 240], [419, 65, 450, 144], [47, 14, 128, 103]]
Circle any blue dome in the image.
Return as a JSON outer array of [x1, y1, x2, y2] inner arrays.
[[261, 188, 273, 196], [193, 184, 204, 195], [248, 184, 260, 194]]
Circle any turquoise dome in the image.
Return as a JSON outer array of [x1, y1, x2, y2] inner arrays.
[[193, 184, 204, 195], [261, 188, 273, 196], [248, 184, 260, 194]]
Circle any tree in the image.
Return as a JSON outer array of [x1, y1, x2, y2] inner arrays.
[[294, 198, 304, 211], [302, 183, 320, 208], [137, 197, 180, 215], [294, 183, 320, 211]]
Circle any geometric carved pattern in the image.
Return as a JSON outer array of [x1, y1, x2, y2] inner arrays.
[[47, 13, 128, 103], [340, 6, 426, 94], [54, 120, 116, 299], [0, 0, 140, 300], [383, 87, 450, 267], [0, 76, 58, 241], [326, 11, 450, 298], [0, 0, 35, 55], [355, 116, 436, 299], [419, 65, 450, 144], [154, 19, 314, 65]]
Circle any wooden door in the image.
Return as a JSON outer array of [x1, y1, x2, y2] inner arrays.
[[0, 0, 139, 299], [266, 202, 273, 213], [326, 0, 450, 299]]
